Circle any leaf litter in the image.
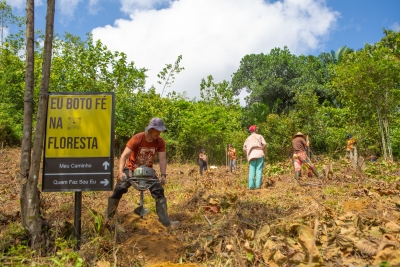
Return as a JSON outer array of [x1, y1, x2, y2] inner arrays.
[[1, 148, 400, 266]]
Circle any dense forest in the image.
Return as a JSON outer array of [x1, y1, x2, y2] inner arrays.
[[1, 1, 399, 164]]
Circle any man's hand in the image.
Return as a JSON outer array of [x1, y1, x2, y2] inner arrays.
[[160, 173, 167, 185], [160, 176, 166, 185], [119, 173, 127, 182]]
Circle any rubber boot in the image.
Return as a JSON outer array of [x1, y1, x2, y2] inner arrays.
[[156, 197, 180, 227], [294, 171, 300, 180], [312, 168, 323, 179], [106, 197, 120, 221]]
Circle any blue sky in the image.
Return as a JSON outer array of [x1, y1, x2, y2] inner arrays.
[[7, 0, 400, 101]]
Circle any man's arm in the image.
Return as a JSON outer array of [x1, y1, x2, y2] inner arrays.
[[260, 136, 267, 155], [118, 146, 132, 181], [158, 151, 167, 183]]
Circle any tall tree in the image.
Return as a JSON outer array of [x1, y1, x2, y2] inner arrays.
[[231, 47, 331, 114], [231, 47, 299, 113], [19, 0, 35, 239], [20, 0, 56, 245]]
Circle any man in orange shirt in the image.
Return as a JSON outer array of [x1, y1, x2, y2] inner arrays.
[[198, 148, 208, 175], [227, 144, 237, 173], [106, 118, 179, 227], [346, 133, 357, 161]]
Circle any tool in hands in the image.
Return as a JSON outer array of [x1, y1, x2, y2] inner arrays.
[[125, 166, 160, 218]]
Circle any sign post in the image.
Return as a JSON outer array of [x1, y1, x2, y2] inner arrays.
[[43, 92, 115, 249]]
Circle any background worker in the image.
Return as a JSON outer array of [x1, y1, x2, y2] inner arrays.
[[345, 133, 357, 161], [227, 144, 237, 173], [243, 125, 267, 189], [366, 152, 380, 162], [292, 132, 323, 180], [106, 118, 180, 227], [198, 148, 208, 175]]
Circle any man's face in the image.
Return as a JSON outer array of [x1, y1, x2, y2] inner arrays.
[[149, 129, 162, 139]]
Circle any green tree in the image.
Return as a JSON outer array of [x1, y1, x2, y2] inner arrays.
[[157, 55, 184, 97], [231, 47, 332, 114], [379, 29, 400, 60], [260, 113, 294, 162], [0, 0, 24, 46], [50, 33, 146, 93], [181, 102, 243, 164], [241, 102, 270, 128], [19, 0, 55, 246], [158, 92, 192, 162], [200, 75, 239, 106], [332, 46, 354, 64], [0, 47, 25, 145], [49, 33, 147, 150], [330, 42, 400, 161], [0, 1, 25, 145], [231, 47, 298, 113]]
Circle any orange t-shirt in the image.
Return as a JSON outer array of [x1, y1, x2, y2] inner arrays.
[[347, 138, 356, 151], [125, 132, 166, 171], [228, 148, 236, 160]]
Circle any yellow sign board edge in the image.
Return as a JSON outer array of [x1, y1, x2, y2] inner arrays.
[[42, 92, 115, 192]]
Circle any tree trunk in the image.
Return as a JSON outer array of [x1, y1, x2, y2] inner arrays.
[[383, 87, 393, 161], [20, 0, 35, 237], [20, 0, 56, 247], [352, 146, 358, 170], [376, 107, 388, 161], [383, 115, 393, 161]]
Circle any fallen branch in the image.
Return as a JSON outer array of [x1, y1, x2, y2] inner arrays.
[[113, 246, 120, 267], [204, 215, 212, 226]]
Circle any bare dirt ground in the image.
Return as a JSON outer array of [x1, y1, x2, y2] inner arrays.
[[1, 147, 400, 267]]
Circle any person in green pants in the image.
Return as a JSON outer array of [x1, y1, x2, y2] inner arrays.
[[243, 125, 267, 189]]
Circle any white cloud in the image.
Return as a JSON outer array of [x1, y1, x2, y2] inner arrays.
[[391, 22, 400, 31], [6, 0, 24, 9], [119, 0, 171, 13], [1, 27, 10, 42], [7, 0, 43, 10], [58, 0, 82, 18], [88, 0, 100, 15], [92, 0, 338, 100]]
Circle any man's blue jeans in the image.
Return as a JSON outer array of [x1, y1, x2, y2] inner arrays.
[[248, 157, 264, 189], [229, 159, 237, 172]]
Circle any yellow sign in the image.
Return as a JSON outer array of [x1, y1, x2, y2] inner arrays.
[[45, 94, 114, 158]]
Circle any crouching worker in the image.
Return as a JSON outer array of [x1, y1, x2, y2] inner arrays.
[[106, 118, 180, 227], [292, 132, 323, 180]]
